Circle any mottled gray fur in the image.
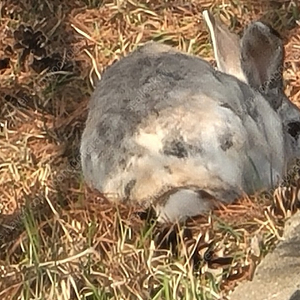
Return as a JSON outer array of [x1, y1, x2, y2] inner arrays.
[[80, 11, 300, 222]]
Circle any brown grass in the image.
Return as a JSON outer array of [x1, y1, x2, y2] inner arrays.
[[0, 0, 300, 299]]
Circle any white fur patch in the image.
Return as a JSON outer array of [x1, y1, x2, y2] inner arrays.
[[135, 130, 164, 153], [156, 189, 212, 222]]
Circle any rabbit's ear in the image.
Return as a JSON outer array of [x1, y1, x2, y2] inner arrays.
[[203, 10, 246, 82], [240, 22, 284, 94]]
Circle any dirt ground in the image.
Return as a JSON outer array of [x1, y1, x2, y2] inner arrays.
[[0, 0, 300, 299]]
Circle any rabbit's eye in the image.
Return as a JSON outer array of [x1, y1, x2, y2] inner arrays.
[[287, 121, 300, 139]]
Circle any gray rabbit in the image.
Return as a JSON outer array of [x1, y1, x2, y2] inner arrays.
[[80, 11, 300, 222]]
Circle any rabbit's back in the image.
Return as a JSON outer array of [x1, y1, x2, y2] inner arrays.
[[81, 42, 284, 207], [89, 42, 250, 117]]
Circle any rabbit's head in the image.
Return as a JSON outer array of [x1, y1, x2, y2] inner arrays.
[[204, 10, 300, 166]]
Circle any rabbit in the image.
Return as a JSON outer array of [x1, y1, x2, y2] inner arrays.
[[80, 10, 300, 222]]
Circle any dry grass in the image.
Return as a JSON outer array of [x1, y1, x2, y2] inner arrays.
[[0, 0, 300, 299]]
